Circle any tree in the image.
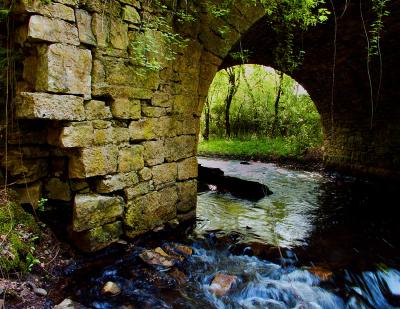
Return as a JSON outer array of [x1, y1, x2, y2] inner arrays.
[[224, 67, 241, 138], [272, 71, 284, 137], [203, 96, 211, 141]]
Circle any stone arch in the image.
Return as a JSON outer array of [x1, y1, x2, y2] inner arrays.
[[195, 0, 400, 179], [1, 0, 399, 252]]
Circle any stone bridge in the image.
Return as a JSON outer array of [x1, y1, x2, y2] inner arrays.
[[1, 0, 399, 251]]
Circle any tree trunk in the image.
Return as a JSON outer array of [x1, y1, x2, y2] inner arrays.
[[203, 97, 210, 141], [225, 67, 240, 138], [272, 71, 284, 137]]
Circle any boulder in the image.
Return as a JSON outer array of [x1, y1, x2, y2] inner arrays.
[[198, 164, 272, 200]]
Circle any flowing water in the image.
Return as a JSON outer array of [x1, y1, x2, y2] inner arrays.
[[54, 158, 400, 308]]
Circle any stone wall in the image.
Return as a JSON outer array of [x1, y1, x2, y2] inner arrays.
[[1, 0, 400, 251]]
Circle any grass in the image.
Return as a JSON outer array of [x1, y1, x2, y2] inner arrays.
[[198, 137, 321, 161]]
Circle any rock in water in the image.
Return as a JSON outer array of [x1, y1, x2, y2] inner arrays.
[[139, 249, 175, 267], [54, 298, 88, 309], [198, 164, 272, 200], [209, 273, 237, 296], [101, 281, 121, 296]]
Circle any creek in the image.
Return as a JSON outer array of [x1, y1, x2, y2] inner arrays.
[[52, 157, 400, 308]]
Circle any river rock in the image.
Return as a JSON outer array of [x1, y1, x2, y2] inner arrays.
[[139, 249, 176, 267], [54, 298, 88, 309], [198, 164, 272, 200], [101, 281, 121, 296], [209, 273, 237, 296]]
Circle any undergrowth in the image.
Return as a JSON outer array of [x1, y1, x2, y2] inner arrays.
[[198, 137, 322, 160], [0, 192, 41, 275]]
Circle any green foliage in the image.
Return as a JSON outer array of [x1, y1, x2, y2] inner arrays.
[[198, 137, 316, 159], [37, 198, 48, 212], [0, 200, 41, 274], [202, 64, 322, 148], [129, 1, 192, 73], [369, 0, 390, 57]]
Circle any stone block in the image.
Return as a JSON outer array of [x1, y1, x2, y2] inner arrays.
[[96, 171, 139, 193], [45, 178, 72, 201], [16, 92, 85, 121], [124, 181, 153, 200], [177, 157, 198, 180], [122, 5, 140, 24], [92, 120, 111, 129], [14, 181, 42, 209], [17, 1, 75, 21], [48, 122, 93, 147], [151, 163, 177, 186], [111, 98, 141, 119], [177, 180, 197, 213], [54, 0, 79, 6], [124, 186, 177, 237], [143, 186, 178, 228], [91, 13, 110, 48], [93, 127, 113, 145], [92, 85, 153, 100], [174, 116, 198, 135], [129, 117, 174, 141], [85, 100, 112, 120], [36, 44, 92, 98], [73, 194, 124, 232], [110, 19, 128, 50], [27, 15, 79, 45], [112, 127, 130, 144], [152, 91, 171, 108], [69, 145, 118, 178], [104, 58, 159, 89], [138, 167, 152, 181], [118, 145, 144, 172], [142, 106, 166, 118], [164, 135, 196, 162], [70, 179, 89, 192], [129, 119, 155, 141], [143, 140, 164, 166], [124, 195, 149, 238], [76, 9, 96, 45], [71, 221, 123, 252], [81, 0, 121, 16]]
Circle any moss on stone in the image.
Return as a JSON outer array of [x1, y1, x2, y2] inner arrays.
[[0, 200, 41, 273]]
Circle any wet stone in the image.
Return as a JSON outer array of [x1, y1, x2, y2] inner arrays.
[[101, 281, 121, 296], [209, 273, 237, 297]]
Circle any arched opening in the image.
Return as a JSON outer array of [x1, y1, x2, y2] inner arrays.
[[198, 64, 322, 160]]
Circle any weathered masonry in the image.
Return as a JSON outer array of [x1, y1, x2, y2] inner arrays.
[[1, 0, 399, 251]]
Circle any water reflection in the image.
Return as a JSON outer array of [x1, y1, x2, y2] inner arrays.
[[197, 158, 322, 247]]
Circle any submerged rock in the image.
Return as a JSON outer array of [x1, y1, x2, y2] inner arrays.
[[198, 164, 272, 200], [139, 249, 176, 267], [209, 273, 237, 296], [139, 244, 193, 268], [168, 268, 188, 285], [101, 281, 121, 296]]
